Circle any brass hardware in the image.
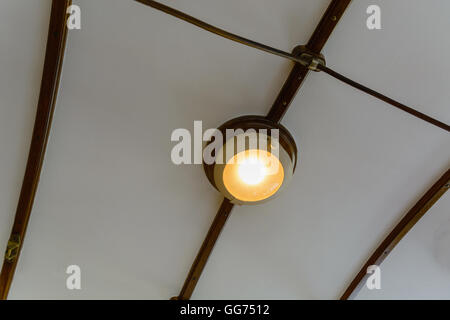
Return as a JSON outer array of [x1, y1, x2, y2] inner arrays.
[[292, 45, 326, 72], [5, 234, 21, 263]]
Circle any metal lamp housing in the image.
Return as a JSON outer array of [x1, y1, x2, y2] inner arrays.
[[203, 116, 298, 205]]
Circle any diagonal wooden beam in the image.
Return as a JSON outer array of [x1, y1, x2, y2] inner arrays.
[[341, 167, 450, 300], [0, 0, 71, 300], [174, 1, 352, 300], [174, 198, 234, 300], [266, 0, 352, 123]]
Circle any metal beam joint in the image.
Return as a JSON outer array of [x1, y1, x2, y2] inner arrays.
[[4, 235, 21, 264], [292, 45, 326, 72]]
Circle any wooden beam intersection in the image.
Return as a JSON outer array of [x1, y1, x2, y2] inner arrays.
[[177, 0, 353, 299], [266, 0, 352, 123]]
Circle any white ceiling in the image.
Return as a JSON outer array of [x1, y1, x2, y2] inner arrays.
[[0, 0, 449, 299]]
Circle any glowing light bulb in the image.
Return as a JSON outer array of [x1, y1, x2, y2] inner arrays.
[[222, 149, 285, 202], [237, 156, 267, 185]]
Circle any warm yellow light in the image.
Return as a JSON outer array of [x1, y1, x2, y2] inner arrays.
[[223, 149, 284, 202], [237, 156, 267, 185]]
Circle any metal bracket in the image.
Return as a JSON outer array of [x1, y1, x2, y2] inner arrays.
[[292, 45, 326, 71], [5, 234, 21, 263]]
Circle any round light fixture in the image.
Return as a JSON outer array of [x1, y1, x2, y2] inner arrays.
[[203, 116, 297, 205]]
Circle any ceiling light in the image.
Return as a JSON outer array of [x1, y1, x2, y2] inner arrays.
[[236, 151, 269, 186], [204, 116, 297, 205]]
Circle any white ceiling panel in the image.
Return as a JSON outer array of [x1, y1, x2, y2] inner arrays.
[[1, 0, 449, 299]]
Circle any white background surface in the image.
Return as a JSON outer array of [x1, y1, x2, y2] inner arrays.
[[0, 0, 449, 299]]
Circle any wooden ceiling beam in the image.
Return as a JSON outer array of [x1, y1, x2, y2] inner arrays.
[[341, 167, 450, 300], [0, 0, 71, 300], [266, 0, 352, 123], [175, 0, 353, 300], [174, 198, 234, 300]]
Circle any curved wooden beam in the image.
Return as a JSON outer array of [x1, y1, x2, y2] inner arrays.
[[341, 167, 450, 300], [0, 0, 71, 300]]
